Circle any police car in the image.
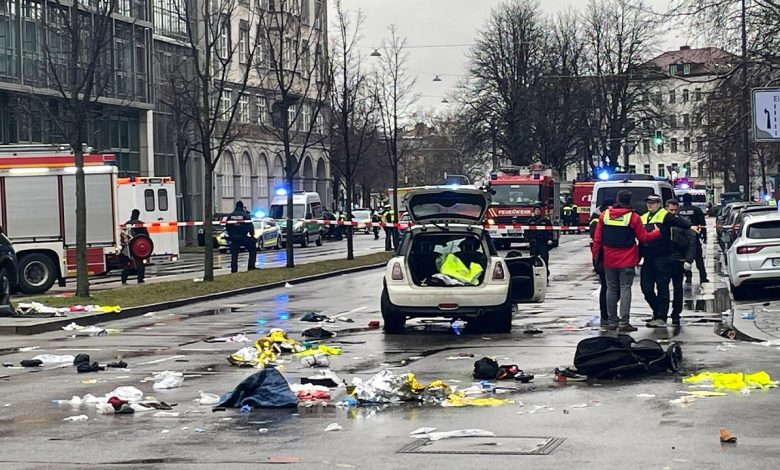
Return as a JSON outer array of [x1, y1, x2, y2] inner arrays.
[[381, 188, 547, 334]]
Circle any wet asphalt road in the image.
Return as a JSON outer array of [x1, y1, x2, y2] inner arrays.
[[1, 233, 780, 469]]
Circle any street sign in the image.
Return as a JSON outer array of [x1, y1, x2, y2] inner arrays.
[[752, 87, 780, 141]]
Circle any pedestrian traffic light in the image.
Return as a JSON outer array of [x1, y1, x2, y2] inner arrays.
[[652, 130, 664, 146]]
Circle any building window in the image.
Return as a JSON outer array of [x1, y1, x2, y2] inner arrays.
[[657, 142, 664, 154], [683, 63, 691, 75], [217, 21, 229, 60], [682, 89, 689, 102], [658, 164, 665, 177], [682, 114, 690, 128], [287, 104, 297, 130], [668, 115, 677, 128], [221, 156, 235, 198], [682, 162, 690, 176], [696, 139, 703, 151], [683, 137, 691, 152], [669, 64, 678, 76], [697, 161, 704, 177], [628, 165, 636, 173], [670, 138, 678, 153], [240, 154, 252, 198], [301, 40, 310, 77], [315, 114, 323, 134], [238, 23, 248, 64], [314, 0, 322, 29], [153, 0, 186, 35], [256, 95, 267, 125], [220, 89, 232, 120], [694, 88, 702, 101], [643, 163, 651, 174], [655, 91, 663, 104], [239, 93, 249, 123], [669, 90, 676, 103], [258, 156, 269, 198], [302, 104, 310, 132], [284, 38, 293, 69], [301, 0, 309, 23], [643, 139, 650, 154]]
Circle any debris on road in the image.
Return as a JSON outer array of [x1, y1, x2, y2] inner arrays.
[[410, 429, 495, 441], [302, 327, 336, 339], [194, 392, 221, 405], [207, 333, 250, 343], [218, 368, 298, 409], [63, 414, 89, 422], [324, 423, 342, 432], [300, 312, 331, 322], [152, 371, 184, 390], [19, 359, 43, 368], [682, 371, 778, 391], [720, 428, 738, 443], [443, 394, 511, 407]]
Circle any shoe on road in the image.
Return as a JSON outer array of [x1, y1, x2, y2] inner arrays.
[[618, 324, 638, 332], [646, 319, 667, 328], [554, 367, 587, 382]]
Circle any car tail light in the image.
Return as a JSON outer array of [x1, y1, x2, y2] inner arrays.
[[737, 245, 765, 254], [492, 261, 505, 280], [391, 262, 404, 280]]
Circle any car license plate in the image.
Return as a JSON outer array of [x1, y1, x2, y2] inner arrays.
[[772, 259, 780, 267], [508, 231, 523, 237]]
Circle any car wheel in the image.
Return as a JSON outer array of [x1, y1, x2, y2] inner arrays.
[[18, 253, 56, 295], [475, 300, 513, 334], [381, 287, 406, 334], [274, 235, 281, 250], [315, 231, 323, 246], [301, 233, 309, 248], [219, 248, 227, 254]]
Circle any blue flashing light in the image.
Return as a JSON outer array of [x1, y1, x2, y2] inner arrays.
[[598, 170, 610, 181], [449, 184, 460, 190], [275, 187, 288, 196], [763, 193, 772, 202], [254, 210, 266, 219], [680, 183, 690, 190]]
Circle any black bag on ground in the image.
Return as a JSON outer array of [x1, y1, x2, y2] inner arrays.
[[573, 335, 682, 379], [473, 357, 499, 380], [0, 276, 14, 317]]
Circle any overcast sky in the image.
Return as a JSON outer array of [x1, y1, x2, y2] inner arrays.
[[332, 0, 681, 112]]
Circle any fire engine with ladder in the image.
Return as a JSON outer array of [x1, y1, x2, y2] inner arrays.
[[0, 144, 178, 294], [485, 164, 562, 250]]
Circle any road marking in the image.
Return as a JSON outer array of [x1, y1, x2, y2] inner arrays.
[[136, 355, 186, 365], [56, 348, 102, 351], [330, 306, 366, 319]]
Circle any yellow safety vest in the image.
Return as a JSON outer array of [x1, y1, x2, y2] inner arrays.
[[601, 209, 634, 248], [439, 253, 483, 286], [641, 208, 667, 228]]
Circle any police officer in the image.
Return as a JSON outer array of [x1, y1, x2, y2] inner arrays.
[[665, 199, 697, 326], [225, 201, 257, 273], [527, 206, 552, 282], [562, 199, 577, 233], [382, 205, 396, 251], [121, 209, 149, 284], [640, 194, 693, 328], [678, 193, 709, 284], [370, 208, 381, 240]]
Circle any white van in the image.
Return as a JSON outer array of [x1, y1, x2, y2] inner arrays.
[[116, 176, 179, 263], [268, 190, 324, 247], [591, 174, 675, 216]]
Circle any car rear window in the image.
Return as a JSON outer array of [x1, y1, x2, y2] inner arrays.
[[747, 220, 780, 239], [596, 187, 655, 214]]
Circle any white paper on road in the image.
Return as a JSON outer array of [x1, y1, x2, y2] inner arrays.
[[63, 415, 89, 422], [194, 391, 221, 405], [324, 423, 342, 432], [152, 371, 184, 390], [32, 354, 75, 365]]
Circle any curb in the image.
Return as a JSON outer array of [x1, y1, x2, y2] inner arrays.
[[1, 261, 387, 336]]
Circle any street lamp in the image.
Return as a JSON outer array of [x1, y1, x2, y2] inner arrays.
[[441, 98, 449, 104], [433, 75, 442, 82], [370, 49, 381, 57]]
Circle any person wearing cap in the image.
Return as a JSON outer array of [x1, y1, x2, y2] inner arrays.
[[678, 193, 709, 284], [592, 190, 661, 333], [639, 194, 694, 328], [120, 209, 149, 284], [225, 200, 257, 273]]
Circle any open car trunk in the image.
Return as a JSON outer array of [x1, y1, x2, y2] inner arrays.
[[406, 232, 488, 287]]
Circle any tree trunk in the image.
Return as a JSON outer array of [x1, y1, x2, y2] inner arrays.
[[285, 173, 295, 268], [345, 178, 354, 260], [74, 146, 89, 298], [178, 156, 192, 246], [203, 157, 215, 282], [392, 161, 400, 248]]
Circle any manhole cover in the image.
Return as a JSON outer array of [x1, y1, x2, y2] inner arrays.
[[398, 436, 565, 455]]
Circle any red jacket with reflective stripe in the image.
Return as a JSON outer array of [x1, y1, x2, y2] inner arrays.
[[591, 206, 660, 269]]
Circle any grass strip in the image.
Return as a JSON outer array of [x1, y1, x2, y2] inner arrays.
[[26, 252, 392, 309]]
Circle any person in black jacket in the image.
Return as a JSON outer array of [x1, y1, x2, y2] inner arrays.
[[666, 199, 697, 326], [527, 206, 552, 282], [590, 199, 616, 328], [121, 209, 150, 284], [225, 201, 257, 273], [678, 193, 709, 283]]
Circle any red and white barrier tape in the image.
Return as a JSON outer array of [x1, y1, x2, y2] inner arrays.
[[121, 219, 588, 232]]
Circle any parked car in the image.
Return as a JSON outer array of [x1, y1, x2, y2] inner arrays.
[[269, 191, 324, 248], [351, 209, 372, 234], [381, 188, 547, 334], [197, 213, 230, 247], [724, 213, 780, 300], [720, 192, 743, 207], [0, 229, 18, 296], [216, 218, 282, 253], [723, 205, 778, 250], [322, 211, 344, 240], [720, 203, 764, 250]]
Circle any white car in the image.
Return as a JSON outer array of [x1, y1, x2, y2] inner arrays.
[[381, 188, 547, 334], [724, 213, 780, 300], [351, 209, 372, 234]]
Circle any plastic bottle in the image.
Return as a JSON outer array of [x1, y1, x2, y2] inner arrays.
[[451, 320, 466, 335]]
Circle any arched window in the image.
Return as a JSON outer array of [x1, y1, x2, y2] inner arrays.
[[257, 154, 269, 198], [221, 153, 235, 198], [240, 153, 252, 198]]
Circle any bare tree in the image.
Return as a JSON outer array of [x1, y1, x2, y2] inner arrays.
[[583, 0, 658, 171], [42, 0, 118, 297], [175, 0, 261, 281], [255, 0, 330, 268], [327, 2, 377, 260], [373, 25, 417, 241]]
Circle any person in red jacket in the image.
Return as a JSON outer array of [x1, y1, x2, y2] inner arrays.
[[591, 190, 661, 332]]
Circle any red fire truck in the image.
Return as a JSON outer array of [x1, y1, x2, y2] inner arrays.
[[573, 181, 596, 226], [485, 164, 561, 250]]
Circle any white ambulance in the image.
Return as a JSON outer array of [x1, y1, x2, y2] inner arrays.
[[115, 176, 179, 264]]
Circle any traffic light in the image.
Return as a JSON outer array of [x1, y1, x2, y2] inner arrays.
[[652, 130, 664, 146]]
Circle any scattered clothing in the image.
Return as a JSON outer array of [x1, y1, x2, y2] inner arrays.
[[218, 368, 298, 409]]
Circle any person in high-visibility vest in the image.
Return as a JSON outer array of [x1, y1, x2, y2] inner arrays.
[[590, 199, 616, 326], [562, 199, 577, 233], [381, 205, 396, 251], [639, 194, 694, 328], [591, 190, 661, 333]]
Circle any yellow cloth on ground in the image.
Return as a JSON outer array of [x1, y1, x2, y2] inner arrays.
[[444, 393, 511, 407], [295, 345, 343, 357], [682, 371, 778, 390]]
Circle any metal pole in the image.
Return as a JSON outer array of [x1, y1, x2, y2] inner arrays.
[[741, 0, 751, 201]]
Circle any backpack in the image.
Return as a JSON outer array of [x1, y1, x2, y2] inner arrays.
[[573, 335, 680, 379]]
